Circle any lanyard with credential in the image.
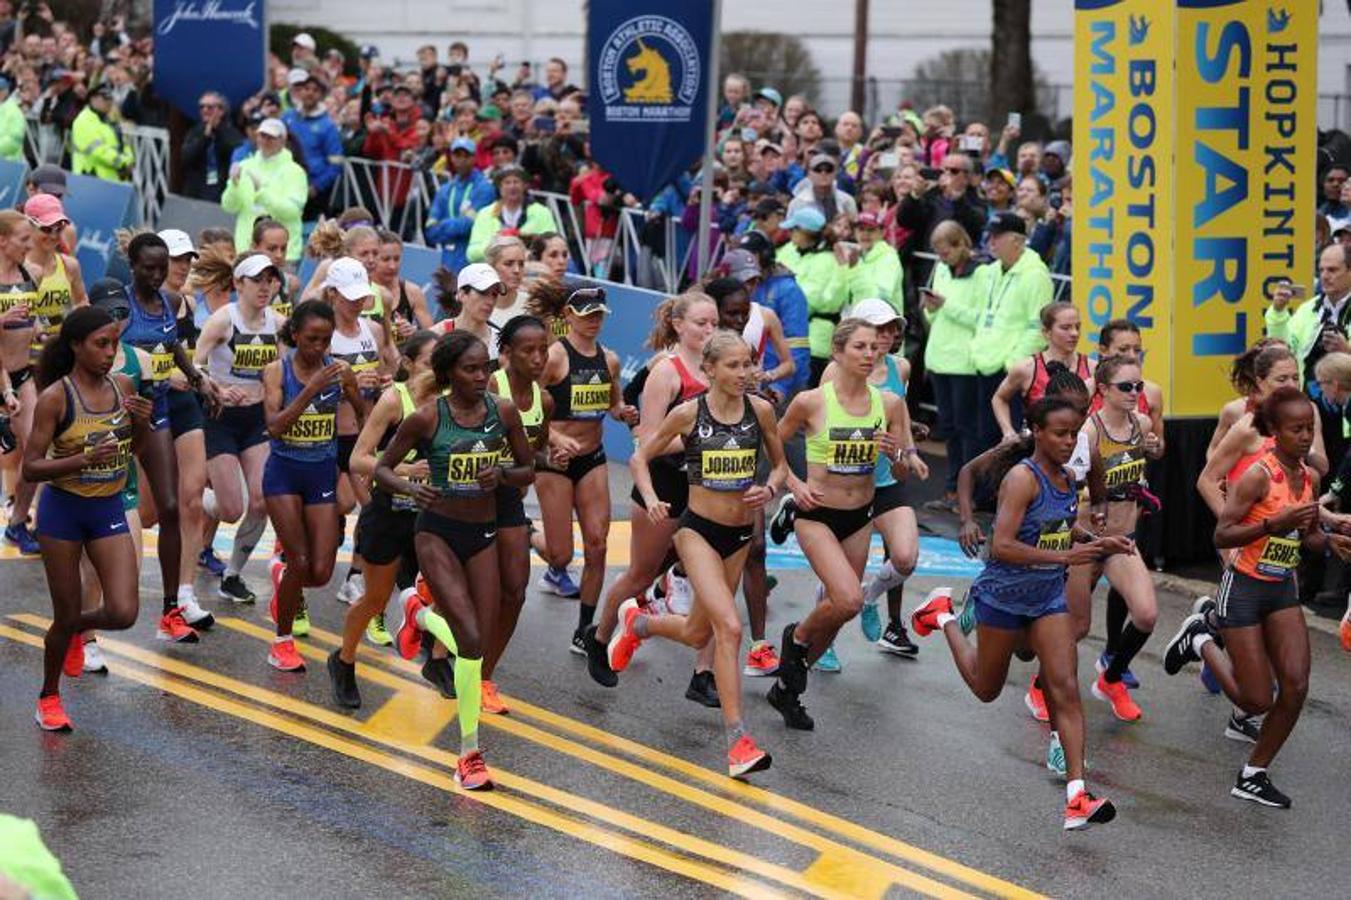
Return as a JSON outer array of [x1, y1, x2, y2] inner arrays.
[[982, 268, 1016, 329]]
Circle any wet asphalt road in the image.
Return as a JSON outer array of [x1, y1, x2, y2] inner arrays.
[[2, 466, 1349, 899]]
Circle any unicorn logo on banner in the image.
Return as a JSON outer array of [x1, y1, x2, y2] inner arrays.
[[624, 39, 673, 104]]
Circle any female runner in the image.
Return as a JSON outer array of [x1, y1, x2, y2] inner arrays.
[[374, 229, 433, 340], [1165, 388, 1351, 808], [193, 253, 283, 605], [26, 306, 152, 730], [251, 218, 300, 319], [607, 330, 788, 778], [537, 288, 637, 652], [260, 300, 366, 671], [482, 315, 554, 713], [528, 232, 571, 285], [330, 329, 440, 708], [992, 302, 1091, 442], [911, 396, 1128, 830], [769, 319, 908, 729], [484, 235, 528, 328], [303, 216, 384, 311], [429, 263, 504, 356], [384, 331, 534, 790], [1, 210, 41, 555], [589, 293, 716, 698]]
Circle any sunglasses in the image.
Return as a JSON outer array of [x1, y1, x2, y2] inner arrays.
[[28, 219, 66, 234], [943, 167, 967, 174], [1112, 380, 1145, 393], [811, 165, 835, 174], [100, 304, 130, 321]]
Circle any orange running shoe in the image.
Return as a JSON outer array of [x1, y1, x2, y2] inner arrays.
[[394, 589, 429, 661], [62, 633, 84, 678], [910, 587, 954, 637], [742, 641, 780, 677], [1092, 673, 1142, 722], [481, 680, 509, 715], [455, 750, 493, 790], [35, 694, 73, 732], [607, 598, 644, 672], [1064, 789, 1116, 831], [1024, 675, 1050, 722], [156, 608, 200, 643], [728, 734, 772, 779], [1341, 612, 1351, 653], [267, 558, 285, 623], [268, 638, 306, 672]]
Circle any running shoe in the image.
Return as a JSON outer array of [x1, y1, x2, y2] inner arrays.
[[178, 595, 215, 630], [1024, 676, 1050, 723], [1046, 731, 1066, 777], [421, 657, 457, 698], [1200, 662, 1222, 694], [1163, 613, 1209, 675], [569, 626, 587, 656], [768, 495, 797, 545], [481, 680, 509, 715], [743, 641, 780, 677], [327, 650, 361, 709], [268, 638, 306, 672], [34, 695, 72, 732], [217, 574, 256, 604], [1224, 712, 1262, 744], [1341, 611, 1351, 653], [685, 670, 720, 708], [537, 566, 581, 598], [393, 589, 429, 660], [1091, 673, 1142, 722], [1231, 769, 1290, 809], [62, 633, 84, 678], [365, 613, 393, 647], [4, 521, 39, 555], [767, 682, 814, 730], [910, 587, 954, 637], [82, 639, 108, 675], [607, 598, 644, 672], [267, 558, 285, 618], [662, 567, 692, 616], [455, 750, 493, 791], [1192, 594, 1219, 630], [878, 621, 919, 657], [956, 589, 978, 635], [812, 644, 842, 673], [292, 603, 311, 638], [156, 608, 200, 643], [584, 625, 618, 688], [728, 735, 772, 779], [198, 547, 227, 577], [859, 601, 883, 642], [775, 622, 809, 695], [335, 572, 365, 606], [1095, 651, 1139, 689], [1063, 790, 1116, 831]]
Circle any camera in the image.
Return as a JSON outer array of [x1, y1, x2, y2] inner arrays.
[[1048, 191, 1063, 211]]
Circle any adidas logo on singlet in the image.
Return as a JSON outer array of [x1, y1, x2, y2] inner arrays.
[[247, 334, 265, 344], [354, 353, 368, 365], [304, 403, 318, 414], [725, 437, 740, 449], [588, 373, 601, 384], [471, 440, 488, 452], [850, 429, 865, 440]]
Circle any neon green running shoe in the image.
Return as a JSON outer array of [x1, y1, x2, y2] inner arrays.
[[366, 613, 393, 647], [292, 603, 311, 638]]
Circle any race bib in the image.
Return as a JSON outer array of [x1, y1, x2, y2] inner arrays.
[[826, 426, 878, 475], [1255, 533, 1300, 579], [445, 443, 501, 494], [699, 447, 757, 491], [282, 411, 335, 445], [149, 343, 175, 382], [1104, 456, 1146, 492], [230, 338, 277, 380], [570, 379, 610, 418]]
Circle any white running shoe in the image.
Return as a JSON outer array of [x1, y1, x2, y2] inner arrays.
[[663, 567, 693, 616], [82, 640, 108, 674], [177, 595, 215, 630], [335, 573, 366, 606]]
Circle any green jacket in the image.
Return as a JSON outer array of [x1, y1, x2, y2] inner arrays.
[[1264, 291, 1351, 385], [968, 248, 1053, 375], [466, 200, 558, 263], [923, 259, 983, 375], [777, 241, 847, 358], [0, 96, 26, 162], [70, 106, 133, 180], [220, 148, 309, 262], [0, 814, 78, 900], [848, 241, 903, 311]]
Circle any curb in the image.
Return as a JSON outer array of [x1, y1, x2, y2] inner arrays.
[[1151, 571, 1343, 638]]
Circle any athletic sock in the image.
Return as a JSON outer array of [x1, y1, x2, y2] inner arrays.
[[177, 584, 195, 603], [345, 566, 362, 582], [935, 612, 956, 629], [1191, 631, 1214, 657], [1104, 587, 1127, 656], [227, 510, 267, 577], [417, 608, 461, 656], [1067, 778, 1084, 802], [632, 614, 651, 638], [1104, 623, 1151, 682], [1241, 764, 1265, 778], [577, 601, 597, 630], [726, 719, 748, 750], [863, 560, 906, 606], [455, 656, 483, 752], [202, 487, 219, 520]]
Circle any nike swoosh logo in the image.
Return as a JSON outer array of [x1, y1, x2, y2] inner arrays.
[[161, 323, 175, 333], [110, 522, 125, 530], [321, 491, 335, 498], [738, 533, 751, 542], [484, 532, 496, 539]]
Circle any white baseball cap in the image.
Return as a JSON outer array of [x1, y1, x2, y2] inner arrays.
[[457, 262, 504, 294], [848, 298, 905, 327], [233, 253, 279, 280], [257, 117, 287, 140], [292, 32, 316, 51], [321, 257, 372, 301], [157, 229, 197, 259]]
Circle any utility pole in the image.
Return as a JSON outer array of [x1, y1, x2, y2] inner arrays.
[[851, 0, 869, 114]]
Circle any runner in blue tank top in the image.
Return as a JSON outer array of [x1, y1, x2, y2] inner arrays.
[[910, 395, 1131, 832]]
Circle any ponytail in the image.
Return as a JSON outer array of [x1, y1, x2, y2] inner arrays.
[[37, 306, 115, 390]]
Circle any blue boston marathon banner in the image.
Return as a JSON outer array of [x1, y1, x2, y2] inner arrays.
[[587, 0, 715, 203], [63, 173, 137, 282], [153, 0, 266, 118]]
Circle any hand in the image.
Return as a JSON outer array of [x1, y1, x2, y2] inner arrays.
[[612, 404, 639, 426], [0, 303, 30, 326], [742, 485, 774, 510], [958, 520, 984, 558], [355, 370, 382, 393], [1322, 330, 1349, 354], [412, 482, 442, 509], [307, 362, 346, 394], [787, 476, 824, 511], [1143, 431, 1161, 456], [645, 497, 671, 523], [999, 429, 1022, 444], [1001, 122, 1020, 144], [1270, 283, 1294, 312], [394, 317, 416, 341], [2, 390, 18, 416], [876, 430, 901, 460], [1094, 535, 1136, 557], [229, 163, 241, 183], [1268, 501, 1320, 534], [83, 434, 120, 466], [1329, 532, 1351, 561], [920, 290, 945, 312], [1090, 510, 1108, 534], [402, 459, 431, 480], [476, 465, 503, 492], [905, 452, 929, 480]]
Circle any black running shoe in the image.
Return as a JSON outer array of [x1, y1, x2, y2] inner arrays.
[[1163, 613, 1209, 675], [685, 670, 721, 708], [776, 622, 810, 694], [767, 683, 815, 731], [327, 650, 361, 709], [569, 626, 587, 657], [420, 657, 457, 699], [217, 574, 257, 604], [878, 621, 919, 658], [768, 495, 797, 545], [585, 624, 618, 688], [1231, 769, 1291, 809], [1224, 712, 1262, 744]]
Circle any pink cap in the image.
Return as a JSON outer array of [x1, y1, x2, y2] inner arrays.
[[24, 193, 68, 228]]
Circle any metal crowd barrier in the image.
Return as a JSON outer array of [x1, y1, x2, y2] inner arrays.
[[124, 125, 170, 227], [332, 158, 439, 244]]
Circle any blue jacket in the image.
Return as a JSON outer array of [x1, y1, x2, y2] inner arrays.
[[281, 107, 344, 194], [753, 266, 811, 396], [424, 169, 497, 273], [229, 141, 254, 166], [770, 163, 805, 196]]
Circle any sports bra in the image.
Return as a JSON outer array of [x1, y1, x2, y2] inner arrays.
[[50, 375, 132, 497], [1025, 352, 1091, 408], [1094, 412, 1146, 502], [685, 395, 760, 492], [805, 382, 885, 476], [120, 284, 178, 385], [547, 337, 612, 422], [330, 317, 381, 402], [29, 255, 72, 362]]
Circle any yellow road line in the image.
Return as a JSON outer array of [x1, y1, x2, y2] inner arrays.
[[4, 616, 854, 900], [211, 617, 988, 899]]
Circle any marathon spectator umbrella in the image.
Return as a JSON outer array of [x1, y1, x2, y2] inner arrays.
[[152, 0, 267, 118]]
